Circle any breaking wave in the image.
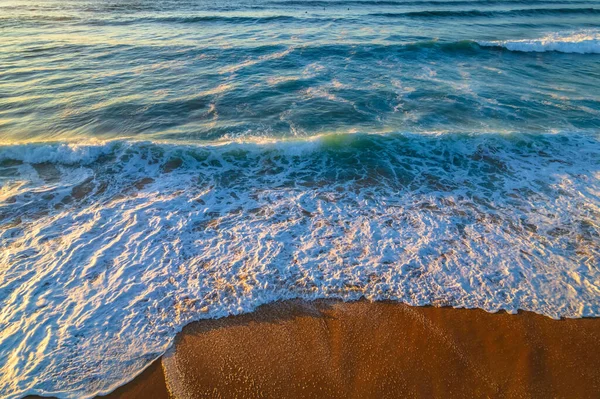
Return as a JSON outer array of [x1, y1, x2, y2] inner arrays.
[[478, 30, 600, 53], [1, 132, 599, 398]]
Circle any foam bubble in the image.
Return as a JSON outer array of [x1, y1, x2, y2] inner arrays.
[[0, 141, 117, 165]]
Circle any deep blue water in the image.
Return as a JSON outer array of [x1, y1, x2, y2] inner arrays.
[[0, 1, 599, 398]]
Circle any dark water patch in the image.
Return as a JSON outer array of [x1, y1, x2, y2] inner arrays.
[[0, 14, 334, 28], [4, 8, 599, 29], [371, 7, 600, 18], [266, 0, 596, 6], [85, 14, 337, 26], [137, 14, 301, 24]]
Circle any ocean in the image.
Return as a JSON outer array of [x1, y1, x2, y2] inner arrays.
[[1, 0, 599, 397]]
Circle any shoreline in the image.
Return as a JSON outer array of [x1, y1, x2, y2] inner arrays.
[[26, 299, 600, 398]]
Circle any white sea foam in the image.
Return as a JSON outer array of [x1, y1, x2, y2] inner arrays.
[[0, 141, 117, 165], [478, 30, 600, 53], [0, 132, 599, 398]]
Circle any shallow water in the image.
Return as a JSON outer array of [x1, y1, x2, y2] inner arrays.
[[1, 0, 599, 397]]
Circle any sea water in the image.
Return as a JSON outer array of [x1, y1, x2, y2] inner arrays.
[[0, 0, 599, 397]]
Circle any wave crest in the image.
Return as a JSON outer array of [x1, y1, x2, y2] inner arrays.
[[478, 30, 600, 53]]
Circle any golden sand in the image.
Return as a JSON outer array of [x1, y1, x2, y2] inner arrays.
[[27, 299, 600, 399], [98, 299, 600, 399]]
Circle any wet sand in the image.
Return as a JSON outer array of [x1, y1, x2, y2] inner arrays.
[[28, 299, 600, 398]]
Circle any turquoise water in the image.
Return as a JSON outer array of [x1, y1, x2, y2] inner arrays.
[[1, 0, 600, 141], [1, 1, 600, 398]]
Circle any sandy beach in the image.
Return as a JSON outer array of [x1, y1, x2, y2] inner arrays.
[[79, 299, 600, 398]]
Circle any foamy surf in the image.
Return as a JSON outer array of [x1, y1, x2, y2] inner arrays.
[[478, 30, 600, 53], [2, 0, 600, 395], [1, 132, 599, 398]]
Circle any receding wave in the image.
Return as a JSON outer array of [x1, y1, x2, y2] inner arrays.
[[478, 30, 600, 53], [1, 132, 599, 398]]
